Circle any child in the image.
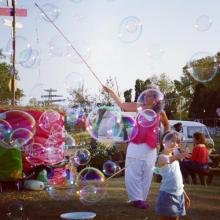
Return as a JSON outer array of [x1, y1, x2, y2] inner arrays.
[[155, 131, 191, 220]]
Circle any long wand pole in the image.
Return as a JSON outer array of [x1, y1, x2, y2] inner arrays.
[[34, 2, 104, 87]]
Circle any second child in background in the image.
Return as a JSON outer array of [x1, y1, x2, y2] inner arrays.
[[180, 132, 209, 184]]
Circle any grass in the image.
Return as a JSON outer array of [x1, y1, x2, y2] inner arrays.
[[0, 175, 220, 220]]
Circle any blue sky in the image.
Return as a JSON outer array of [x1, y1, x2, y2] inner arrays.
[[0, 0, 220, 105]]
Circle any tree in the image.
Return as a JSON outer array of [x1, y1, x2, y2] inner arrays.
[[124, 89, 132, 102], [68, 85, 94, 108], [134, 79, 146, 101], [98, 77, 115, 105], [0, 50, 24, 105], [187, 51, 220, 121]]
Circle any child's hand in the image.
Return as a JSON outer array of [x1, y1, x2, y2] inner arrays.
[[102, 86, 112, 94], [176, 152, 191, 160], [184, 195, 190, 209]]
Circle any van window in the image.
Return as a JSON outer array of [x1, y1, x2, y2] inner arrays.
[[187, 126, 210, 138]]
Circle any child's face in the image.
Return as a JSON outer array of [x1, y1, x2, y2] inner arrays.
[[163, 132, 179, 152], [165, 139, 178, 151], [143, 92, 156, 108]]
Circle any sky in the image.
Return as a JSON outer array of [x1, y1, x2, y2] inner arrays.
[[0, 0, 220, 105]]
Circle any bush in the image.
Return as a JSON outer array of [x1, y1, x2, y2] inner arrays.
[[87, 141, 120, 170]]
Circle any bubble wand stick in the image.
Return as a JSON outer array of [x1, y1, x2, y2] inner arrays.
[[33, 2, 104, 87]]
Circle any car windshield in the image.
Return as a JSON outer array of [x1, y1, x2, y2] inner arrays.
[[187, 126, 210, 138]]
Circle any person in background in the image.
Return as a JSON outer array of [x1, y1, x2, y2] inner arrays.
[[155, 131, 190, 220], [103, 86, 169, 209], [172, 122, 184, 155], [173, 122, 183, 133], [180, 132, 209, 184]]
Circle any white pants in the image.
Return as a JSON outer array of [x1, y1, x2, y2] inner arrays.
[[125, 149, 157, 201]]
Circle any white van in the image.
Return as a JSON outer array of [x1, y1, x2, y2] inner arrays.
[[168, 120, 214, 153]]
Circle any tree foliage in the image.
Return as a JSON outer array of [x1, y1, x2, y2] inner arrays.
[[0, 50, 24, 105], [187, 52, 220, 121], [124, 89, 132, 102], [98, 77, 115, 105]]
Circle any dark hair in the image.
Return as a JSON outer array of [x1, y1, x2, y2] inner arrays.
[[159, 131, 171, 153], [193, 132, 206, 144], [173, 122, 182, 132]]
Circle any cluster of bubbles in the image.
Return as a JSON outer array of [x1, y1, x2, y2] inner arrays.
[[187, 51, 218, 83]]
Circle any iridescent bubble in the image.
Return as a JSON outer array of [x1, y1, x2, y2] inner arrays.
[[137, 88, 165, 113], [65, 107, 86, 129], [49, 35, 70, 57], [78, 185, 105, 205], [66, 40, 91, 63], [48, 168, 67, 186], [40, 3, 60, 22], [118, 16, 142, 43], [0, 119, 12, 142], [162, 131, 180, 149], [50, 123, 64, 135], [25, 142, 45, 165], [102, 160, 121, 176], [86, 106, 122, 142], [75, 167, 105, 188], [216, 107, 220, 117], [146, 44, 165, 60], [5, 36, 32, 64], [4, 110, 36, 134], [46, 185, 76, 200], [20, 49, 40, 69], [64, 133, 76, 148], [63, 72, 84, 92], [46, 175, 75, 200], [73, 148, 91, 166], [10, 128, 34, 149], [195, 15, 212, 32], [112, 114, 138, 142], [6, 202, 24, 220], [46, 132, 64, 148], [136, 109, 157, 128], [40, 146, 64, 165], [187, 52, 218, 82], [38, 110, 61, 133]]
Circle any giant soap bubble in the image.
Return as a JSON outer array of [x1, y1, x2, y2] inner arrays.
[[137, 88, 165, 113]]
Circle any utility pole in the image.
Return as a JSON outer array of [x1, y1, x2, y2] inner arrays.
[[40, 88, 65, 106], [0, 0, 27, 105]]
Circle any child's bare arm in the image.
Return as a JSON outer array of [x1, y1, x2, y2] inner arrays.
[[183, 191, 190, 208]]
